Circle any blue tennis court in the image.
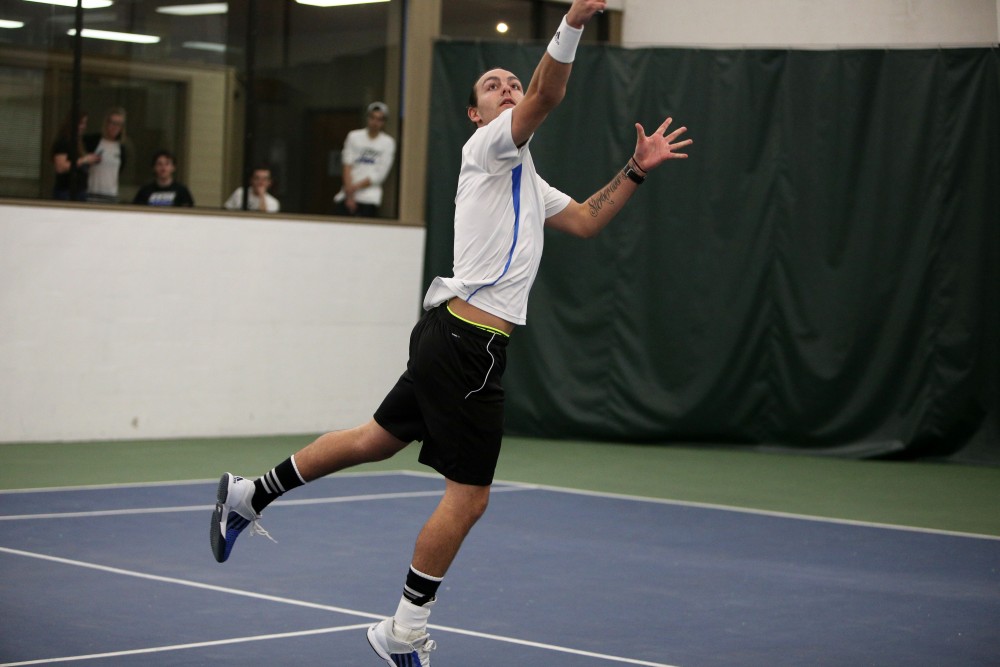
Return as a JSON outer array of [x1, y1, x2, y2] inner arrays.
[[1, 471, 998, 666]]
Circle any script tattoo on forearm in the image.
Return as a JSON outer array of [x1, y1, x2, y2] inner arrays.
[[588, 171, 626, 218]]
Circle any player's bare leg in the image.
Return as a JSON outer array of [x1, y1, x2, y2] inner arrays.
[[368, 480, 490, 665], [211, 420, 407, 563], [293, 419, 409, 480], [411, 479, 490, 576]]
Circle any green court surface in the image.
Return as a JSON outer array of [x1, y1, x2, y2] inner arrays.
[[1, 436, 998, 537]]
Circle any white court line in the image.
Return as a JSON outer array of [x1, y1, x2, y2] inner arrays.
[[0, 546, 680, 667], [0, 545, 385, 616], [419, 626, 680, 667], [0, 486, 528, 522], [0, 624, 372, 667], [489, 479, 1000, 542], [3, 470, 995, 540], [0, 470, 424, 494]]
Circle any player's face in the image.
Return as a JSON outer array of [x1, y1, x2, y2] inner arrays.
[[470, 69, 524, 126]]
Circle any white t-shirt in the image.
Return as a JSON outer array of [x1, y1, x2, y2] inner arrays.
[[88, 138, 121, 198], [334, 129, 396, 206], [224, 188, 280, 212], [423, 108, 571, 325]]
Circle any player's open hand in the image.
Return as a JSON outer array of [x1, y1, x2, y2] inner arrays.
[[566, 0, 607, 28], [632, 118, 692, 172]]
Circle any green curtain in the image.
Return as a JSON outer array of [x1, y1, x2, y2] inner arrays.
[[425, 44, 1000, 463]]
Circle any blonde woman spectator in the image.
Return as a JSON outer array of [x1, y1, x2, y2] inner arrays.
[[84, 107, 128, 203]]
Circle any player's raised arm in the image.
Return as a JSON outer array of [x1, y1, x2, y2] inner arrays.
[[509, 0, 607, 147], [546, 117, 693, 238]]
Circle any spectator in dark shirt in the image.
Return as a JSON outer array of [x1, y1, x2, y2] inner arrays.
[[132, 150, 195, 207], [51, 111, 99, 201]]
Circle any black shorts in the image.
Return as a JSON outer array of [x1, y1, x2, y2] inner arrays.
[[374, 303, 509, 486]]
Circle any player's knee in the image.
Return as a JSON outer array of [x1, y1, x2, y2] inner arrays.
[[444, 482, 490, 526], [466, 487, 491, 522], [351, 420, 407, 462]]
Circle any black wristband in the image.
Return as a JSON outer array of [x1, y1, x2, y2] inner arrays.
[[624, 162, 645, 185]]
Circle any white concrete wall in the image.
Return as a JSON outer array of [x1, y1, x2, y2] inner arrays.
[[0, 204, 424, 442], [621, 0, 999, 48]]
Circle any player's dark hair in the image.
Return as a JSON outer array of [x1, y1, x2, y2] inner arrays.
[[468, 66, 507, 109]]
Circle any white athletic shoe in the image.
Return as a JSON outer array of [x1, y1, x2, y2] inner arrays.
[[367, 618, 436, 667], [209, 472, 273, 563]]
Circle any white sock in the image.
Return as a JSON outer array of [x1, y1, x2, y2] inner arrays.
[[393, 596, 433, 637]]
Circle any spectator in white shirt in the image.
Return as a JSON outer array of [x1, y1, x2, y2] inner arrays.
[[85, 107, 127, 204], [333, 101, 396, 217], [224, 166, 280, 213]]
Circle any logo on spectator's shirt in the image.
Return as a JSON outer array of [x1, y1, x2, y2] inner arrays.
[[149, 191, 177, 206], [357, 148, 381, 165]]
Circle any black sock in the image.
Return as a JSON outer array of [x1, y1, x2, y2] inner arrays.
[[403, 565, 443, 606], [251, 456, 305, 514]]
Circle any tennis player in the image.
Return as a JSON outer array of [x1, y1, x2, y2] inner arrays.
[[210, 1, 691, 664]]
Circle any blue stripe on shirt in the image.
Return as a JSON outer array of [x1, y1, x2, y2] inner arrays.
[[468, 164, 522, 303]]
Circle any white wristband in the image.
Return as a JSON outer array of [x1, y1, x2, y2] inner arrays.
[[546, 14, 583, 64]]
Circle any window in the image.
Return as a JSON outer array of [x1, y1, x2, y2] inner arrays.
[[0, 0, 403, 217]]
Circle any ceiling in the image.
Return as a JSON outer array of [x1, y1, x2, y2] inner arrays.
[[0, 0, 610, 67]]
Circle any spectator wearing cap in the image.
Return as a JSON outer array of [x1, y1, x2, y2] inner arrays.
[[333, 101, 396, 217]]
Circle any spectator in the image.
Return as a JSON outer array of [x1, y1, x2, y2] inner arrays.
[[333, 101, 396, 217], [84, 107, 128, 204], [51, 111, 98, 201], [132, 150, 195, 207], [224, 166, 280, 212]]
